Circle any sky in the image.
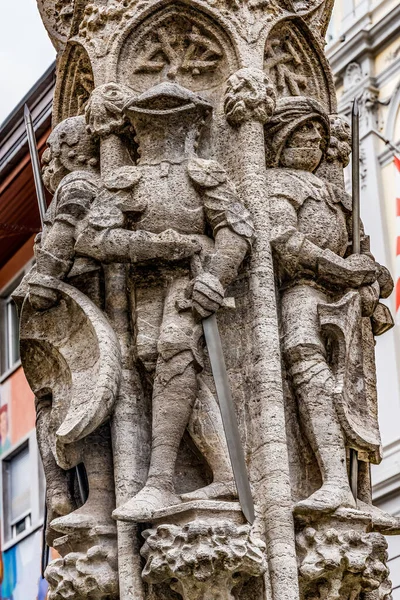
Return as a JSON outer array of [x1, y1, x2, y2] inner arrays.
[[0, 0, 56, 125]]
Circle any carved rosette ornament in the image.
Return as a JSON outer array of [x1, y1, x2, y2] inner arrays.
[[21, 0, 397, 599]]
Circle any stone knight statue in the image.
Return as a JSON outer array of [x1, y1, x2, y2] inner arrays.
[[266, 97, 394, 519], [17, 0, 399, 599], [76, 81, 255, 522]]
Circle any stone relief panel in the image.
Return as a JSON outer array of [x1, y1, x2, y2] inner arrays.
[[264, 19, 333, 110], [19, 0, 399, 597], [115, 6, 238, 94], [265, 94, 396, 529]]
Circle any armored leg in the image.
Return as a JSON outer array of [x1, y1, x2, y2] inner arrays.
[[281, 285, 355, 514], [114, 276, 202, 521], [51, 423, 116, 534], [36, 397, 76, 546], [182, 376, 235, 501]]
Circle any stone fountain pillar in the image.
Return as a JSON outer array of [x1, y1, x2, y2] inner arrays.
[[17, 0, 397, 599]]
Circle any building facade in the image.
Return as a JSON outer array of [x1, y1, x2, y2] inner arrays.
[[327, 0, 400, 594], [0, 64, 54, 600]]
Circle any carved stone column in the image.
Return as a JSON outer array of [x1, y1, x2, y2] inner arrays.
[[18, 1, 398, 600]]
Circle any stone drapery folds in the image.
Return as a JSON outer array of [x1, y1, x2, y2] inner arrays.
[[17, 0, 397, 598]]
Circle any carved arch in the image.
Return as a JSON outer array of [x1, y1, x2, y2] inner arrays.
[[53, 42, 95, 126], [36, 0, 90, 52], [109, 3, 239, 96], [264, 17, 336, 112]]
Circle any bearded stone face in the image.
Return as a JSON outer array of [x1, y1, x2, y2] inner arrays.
[[224, 68, 276, 126], [85, 82, 134, 137]]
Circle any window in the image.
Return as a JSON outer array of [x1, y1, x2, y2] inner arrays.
[[2, 443, 32, 543], [0, 261, 33, 378], [1, 294, 20, 375], [1, 432, 44, 549]]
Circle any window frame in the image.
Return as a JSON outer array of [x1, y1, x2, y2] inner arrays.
[[0, 259, 34, 381], [0, 259, 44, 550], [1, 431, 44, 551]]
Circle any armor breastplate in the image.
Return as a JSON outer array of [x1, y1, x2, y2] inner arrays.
[[297, 192, 349, 258], [133, 162, 206, 235]]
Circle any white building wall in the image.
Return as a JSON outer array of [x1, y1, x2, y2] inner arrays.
[[327, 0, 400, 593]]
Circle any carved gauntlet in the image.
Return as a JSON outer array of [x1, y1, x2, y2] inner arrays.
[[192, 272, 225, 318], [271, 225, 378, 288], [28, 270, 60, 311], [35, 246, 73, 279]]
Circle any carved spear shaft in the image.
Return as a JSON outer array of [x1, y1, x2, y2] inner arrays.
[[350, 98, 360, 500]]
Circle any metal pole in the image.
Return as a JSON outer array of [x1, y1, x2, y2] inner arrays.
[[41, 500, 50, 578], [350, 98, 360, 501], [24, 104, 47, 227], [352, 99, 361, 255], [76, 463, 89, 504], [25, 104, 53, 578]]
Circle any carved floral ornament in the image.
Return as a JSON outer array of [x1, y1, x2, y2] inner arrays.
[[37, 0, 336, 56], [297, 526, 392, 600]]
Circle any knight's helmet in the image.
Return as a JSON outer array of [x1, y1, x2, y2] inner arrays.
[[123, 82, 213, 162]]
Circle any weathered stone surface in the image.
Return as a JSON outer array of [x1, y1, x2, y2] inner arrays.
[[141, 520, 267, 600], [19, 0, 398, 599], [296, 512, 392, 600], [46, 526, 118, 600]]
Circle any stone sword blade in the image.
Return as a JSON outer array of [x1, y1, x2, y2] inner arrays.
[[203, 313, 255, 524]]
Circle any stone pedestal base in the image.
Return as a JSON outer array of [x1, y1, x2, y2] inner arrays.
[[45, 525, 118, 600], [141, 501, 266, 600], [295, 508, 391, 600]]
